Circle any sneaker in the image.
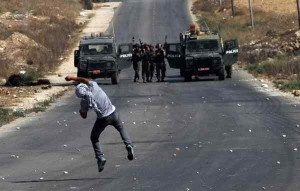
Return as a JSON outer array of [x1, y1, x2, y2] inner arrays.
[[126, 145, 135, 161], [97, 156, 106, 172]]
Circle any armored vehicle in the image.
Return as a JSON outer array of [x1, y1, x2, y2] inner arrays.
[[74, 34, 132, 84], [165, 25, 239, 81]]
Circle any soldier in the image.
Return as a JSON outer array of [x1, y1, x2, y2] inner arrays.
[[155, 44, 166, 82], [149, 45, 155, 82], [132, 44, 141, 82], [141, 44, 151, 83]]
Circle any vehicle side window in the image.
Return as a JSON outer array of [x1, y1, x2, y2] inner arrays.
[[119, 45, 130, 54]]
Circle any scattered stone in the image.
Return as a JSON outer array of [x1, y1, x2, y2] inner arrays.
[[196, 171, 200, 174], [292, 90, 300, 97], [176, 148, 180, 151], [186, 188, 190, 191], [277, 161, 281, 165], [143, 121, 146, 124], [262, 186, 266, 190], [282, 134, 287, 138], [266, 98, 270, 101], [249, 129, 252, 133], [293, 148, 298, 152], [237, 104, 241, 107], [42, 171, 46, 174], [41, 85, 52, 90], [133, 122, 136, 125], [229, 149, 233, 153], [0, 78, 7, 86], [16, 127, 21, 130], [133, 177, 137, 181], [73, 112, 77, 115], [296, 125, 300, 128], [261, 84, 269, 88], [63, 171, 68, 175], [173, 153, 177, 157], [157, 125, 160, 127], [63, 145, 68, 147], [39, 177, 44, 180], [115, 165, 121, 167]]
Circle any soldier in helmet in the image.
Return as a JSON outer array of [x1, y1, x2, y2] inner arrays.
[[155, 44, 166, 82], [132, 44, 141, 82]]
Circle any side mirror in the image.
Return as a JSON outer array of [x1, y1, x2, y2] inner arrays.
[[118, 48, 122, 54]]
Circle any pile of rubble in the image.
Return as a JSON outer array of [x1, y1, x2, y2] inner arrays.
[[241, 30, 300, 63]]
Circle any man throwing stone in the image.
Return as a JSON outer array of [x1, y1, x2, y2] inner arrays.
[[65, 76, 135, 172]]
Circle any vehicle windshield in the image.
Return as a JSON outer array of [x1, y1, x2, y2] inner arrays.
[[80, 43, 113, 55], [186, 40, 219, 52]]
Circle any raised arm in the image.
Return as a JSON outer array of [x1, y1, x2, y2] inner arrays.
[[65, 76, 89, 84]]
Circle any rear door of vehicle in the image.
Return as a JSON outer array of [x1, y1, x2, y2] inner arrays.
[[118, 43, 133, 70], [223, 39, 239, 66], [166, 43, 182, 69]]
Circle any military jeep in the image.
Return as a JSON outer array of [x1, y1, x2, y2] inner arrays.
[[166, 30, 239, 81], [74, 35, 132, 84]]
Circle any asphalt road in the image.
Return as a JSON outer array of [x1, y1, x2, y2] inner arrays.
[[1, 0, 300, 190]]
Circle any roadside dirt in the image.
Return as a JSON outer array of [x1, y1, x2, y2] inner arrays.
[[0, 2, 121, 111]]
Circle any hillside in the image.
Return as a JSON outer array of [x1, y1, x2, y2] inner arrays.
[[0, 0, 83, 81]]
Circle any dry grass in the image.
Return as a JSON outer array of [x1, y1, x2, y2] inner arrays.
[[0, 58, 12, 79], [0, 0, 82, 78], [193, 0, 297, 44]]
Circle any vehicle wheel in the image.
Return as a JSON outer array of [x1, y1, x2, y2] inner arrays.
[[184, 74, 192, 82], [77, 71, 88, 78], [111, 72, 119, 84], [218, 67, 225, 81], [180, 68, 185, 77]]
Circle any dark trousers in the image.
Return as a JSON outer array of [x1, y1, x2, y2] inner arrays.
[[133, 62, 140, 82], [149, 62, 155, 80], [225, 65, 232, 77], [90, 111, 132, 159], [142, 61, 150, 81], [156, 62, 166, 81]]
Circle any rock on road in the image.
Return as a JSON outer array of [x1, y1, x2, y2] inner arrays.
[[0, 0, 300, 190]]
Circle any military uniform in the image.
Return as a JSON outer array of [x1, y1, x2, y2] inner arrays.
[[141, 48, 151, 83], [132, 47, 141, 82], [225, 65, 232, 78], [149, 46, 155, 82], [155, 47, 166, 82]]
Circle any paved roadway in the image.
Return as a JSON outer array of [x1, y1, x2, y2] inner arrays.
[[1, 0, 300, 190]]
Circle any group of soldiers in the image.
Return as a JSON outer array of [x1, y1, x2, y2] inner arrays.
[[132, 43, 166, 83]]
